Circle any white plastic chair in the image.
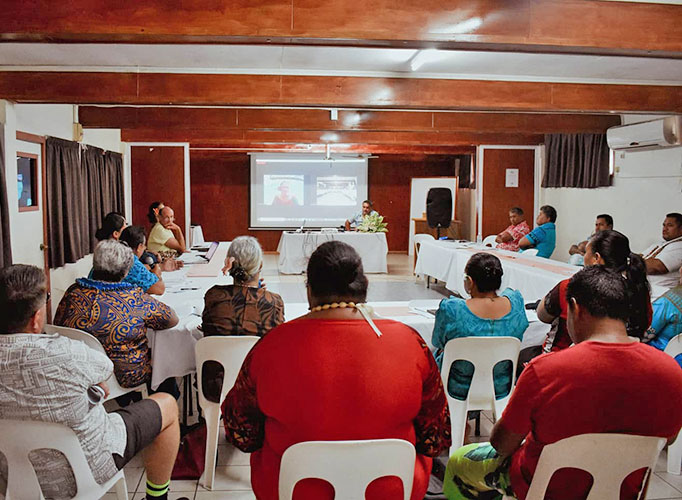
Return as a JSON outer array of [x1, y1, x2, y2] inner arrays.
[[195, 335, 260, 490], [0, 419, 128, 500], [525, 433, 666, 500], [44, 324, 148, 402], [279, 439, 416, 500], [440, 336, 521, 452], [481, 234, 497, 247], [664, 333, 682, 474], [522, 248, 539, 257], [414, 233, 435, 283]]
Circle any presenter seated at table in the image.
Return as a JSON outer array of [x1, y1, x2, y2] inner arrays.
[[495, 207, 531, 252], [443, 266, 682, 500], [644, 267, 682, 368], [119, 226, 181, 295], [432, 253, 528, 405], [54, 240, 179, 393], [344, 199, 378, 231], [568, 213, 613, 266], [147, 205, 187, 260], [222, 241, 451, 500], [527, 230, 652, 366], [518, 205, 557, 258], [642, 212, 682, 289], [201, 236, 285, 402]]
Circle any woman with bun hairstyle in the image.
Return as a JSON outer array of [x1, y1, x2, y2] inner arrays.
[[535, 229, 651, 357], [94, 212, 126, 241], [222, 241, 451, 500], [432, 252, 529, 402], [147, 201, 164, 225]]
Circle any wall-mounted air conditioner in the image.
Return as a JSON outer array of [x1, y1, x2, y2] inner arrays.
[[606, 116, 682, 152]]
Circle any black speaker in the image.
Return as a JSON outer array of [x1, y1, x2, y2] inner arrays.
[[426, 188, 452, 229]]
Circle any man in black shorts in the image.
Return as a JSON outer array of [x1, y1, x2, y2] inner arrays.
[[0, 265, 182, 500]]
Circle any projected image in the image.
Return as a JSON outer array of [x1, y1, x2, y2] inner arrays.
[[265, 175, 304, 206], [316, 176, 357, 206]]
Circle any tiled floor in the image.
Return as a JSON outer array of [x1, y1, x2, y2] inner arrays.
[[101, 253, 682, 499]]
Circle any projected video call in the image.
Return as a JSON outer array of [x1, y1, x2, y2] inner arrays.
[[251, 155, 368, 228]]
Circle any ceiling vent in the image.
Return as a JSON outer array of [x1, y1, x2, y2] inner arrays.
[[607, 116, 682, 152]]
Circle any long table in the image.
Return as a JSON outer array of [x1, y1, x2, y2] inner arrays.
[[415, 240, 580, 303], [277, 231, 388, 274]]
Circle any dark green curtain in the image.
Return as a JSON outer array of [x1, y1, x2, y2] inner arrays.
[[543, 133, 611, 188]]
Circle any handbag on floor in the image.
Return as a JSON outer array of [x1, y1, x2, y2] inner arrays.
[[171, 421, 207, 479]]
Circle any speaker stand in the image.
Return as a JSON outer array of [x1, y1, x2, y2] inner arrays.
[[436, 224, 442, 240]]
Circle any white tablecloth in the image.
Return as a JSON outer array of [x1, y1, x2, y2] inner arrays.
[[415, 241, 580, 303], [147, 242, 232, 389], [277, 232, 388, 274]]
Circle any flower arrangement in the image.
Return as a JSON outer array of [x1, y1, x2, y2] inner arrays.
[[356, 212, 388, 233]]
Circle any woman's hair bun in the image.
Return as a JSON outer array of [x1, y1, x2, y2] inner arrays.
[[229, 265, 251, 283]]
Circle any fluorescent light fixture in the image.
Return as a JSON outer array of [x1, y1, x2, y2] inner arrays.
[[410, 49, 446, 71], [255, 158, 366, 163]]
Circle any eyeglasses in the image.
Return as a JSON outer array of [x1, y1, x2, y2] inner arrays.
[[45, 292, 51, 304]]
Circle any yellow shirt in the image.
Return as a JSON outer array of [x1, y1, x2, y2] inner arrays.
[[147, 223, 177, 258]]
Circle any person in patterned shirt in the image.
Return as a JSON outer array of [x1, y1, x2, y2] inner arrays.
[[54, 239, 178, 390], [494, 207, 531, 252], [222, 241, 451, 500]]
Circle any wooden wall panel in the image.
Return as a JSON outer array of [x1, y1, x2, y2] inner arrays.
[[189, 153, 282, 251], [481, 149, 535, 238], [368, 156, 458, 251], [130, 146, 186, 235]]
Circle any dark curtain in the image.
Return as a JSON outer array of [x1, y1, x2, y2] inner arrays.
[[542, 133, 611, 188], [46, 137, 87, 267], [104, 151, 125, 214], [0, 125, 12, 266], [456, 155, 474, 189], [82, 145, 105, 250]]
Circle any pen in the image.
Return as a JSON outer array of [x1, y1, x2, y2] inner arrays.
[[180, 287, 199, 290]]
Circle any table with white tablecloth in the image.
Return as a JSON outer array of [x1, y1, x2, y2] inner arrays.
[[414, 240, 581, 303], [277, 231, 388, 274]]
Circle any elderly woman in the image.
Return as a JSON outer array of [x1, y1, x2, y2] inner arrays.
[[54, 239, 179, 390], [222, 241, 451, 500], [202, 235, 284, 337], [432, 252, 529, 403]]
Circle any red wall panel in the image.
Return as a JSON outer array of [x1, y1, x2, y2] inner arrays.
[[189, 152, 459, 252]]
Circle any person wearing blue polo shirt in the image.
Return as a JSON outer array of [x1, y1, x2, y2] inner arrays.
[[519, 205, 557, 258]]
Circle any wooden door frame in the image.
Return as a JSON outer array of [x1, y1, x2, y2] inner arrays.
[[475, 145, 542, 241], [124, 142, 191, 237], [15, 131, 51, 319]]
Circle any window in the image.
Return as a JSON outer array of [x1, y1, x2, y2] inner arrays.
[[17, 152, 39, 212]]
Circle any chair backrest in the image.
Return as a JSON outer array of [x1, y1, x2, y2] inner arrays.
[[481, 234, 497, 247], [526, 433, 666, 500], [664, 333, 682, 358], [195, 335, 260, 409], [522, 248, 539, 257], [441, 336, 521, 449], [44, 324, 105, 354], [414, 233, 435, 253], [279, 439, 416, 500], [45, 324, 144, 401], [0, 419, 123, 500]]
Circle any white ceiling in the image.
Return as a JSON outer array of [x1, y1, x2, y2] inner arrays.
[[1, 43, 681, 86]]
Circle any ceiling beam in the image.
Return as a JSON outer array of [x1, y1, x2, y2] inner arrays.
[[78, 106, 620, 134], [190, 144, 477, 155], [3, 72, 681, 113], [121, 128, 542, 146], [1, 1, 680, 56]]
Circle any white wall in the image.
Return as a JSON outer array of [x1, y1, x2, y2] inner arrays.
[[1, 101, 125, 318], [540, 127, 682, 262]]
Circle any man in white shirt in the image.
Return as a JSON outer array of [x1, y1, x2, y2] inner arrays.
[[0, 265, 182, 500], [344, 199, 378, 231], [643, 212, 682, 289]]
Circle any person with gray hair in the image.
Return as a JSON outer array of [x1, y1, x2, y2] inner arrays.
[[54, 240, 179, 393], [201, 236, 284, 402]]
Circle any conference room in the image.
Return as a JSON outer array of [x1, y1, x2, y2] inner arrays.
[[1, 2, 682, 499]]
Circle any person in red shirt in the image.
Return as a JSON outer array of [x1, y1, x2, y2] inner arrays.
[[442, 266, 682, 500], [222, 241, 451, 500], [494, 207, 531, 252]]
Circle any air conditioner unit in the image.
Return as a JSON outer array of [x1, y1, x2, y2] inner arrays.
[[607, 116, 682, 152]]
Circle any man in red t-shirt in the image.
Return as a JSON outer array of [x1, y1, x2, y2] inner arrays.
[[443, 266, 682, 500]]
